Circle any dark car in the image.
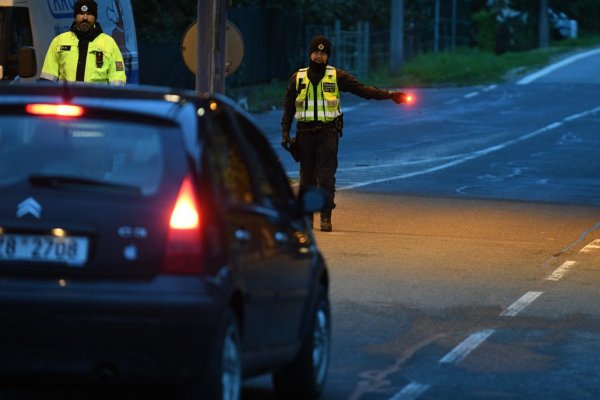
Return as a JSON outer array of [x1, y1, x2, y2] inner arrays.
[[0, 83, 331, 399]]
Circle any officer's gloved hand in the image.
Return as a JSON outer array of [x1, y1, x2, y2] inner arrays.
[[389, 91, 408, 104], [281, 132, 292, 150]]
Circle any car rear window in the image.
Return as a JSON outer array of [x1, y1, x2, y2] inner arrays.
[[0, 116, 172, 195]]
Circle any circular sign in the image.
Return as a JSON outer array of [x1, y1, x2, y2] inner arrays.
[[181, 20, 244, 76]]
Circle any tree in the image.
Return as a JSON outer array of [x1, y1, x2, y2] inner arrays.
[[130, 0, 197, 42], [232, 0, 390, 28]]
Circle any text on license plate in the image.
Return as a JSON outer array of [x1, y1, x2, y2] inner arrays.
[[0, 234, 89, 266]]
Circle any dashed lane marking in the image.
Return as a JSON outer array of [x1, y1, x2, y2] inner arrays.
[[389, 382, 431, 400], [579, 239, 600, 253], [336, 105, 600, 190], [439, 329, 495, 364], [546, 261, 577, 281], [500, 291, 543, 317]]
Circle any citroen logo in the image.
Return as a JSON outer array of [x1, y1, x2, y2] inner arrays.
[[17, 197, 42, 219]]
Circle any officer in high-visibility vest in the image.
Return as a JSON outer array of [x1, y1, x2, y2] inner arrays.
[[40, 0, 126, 85], [281, 36, 408, 232]]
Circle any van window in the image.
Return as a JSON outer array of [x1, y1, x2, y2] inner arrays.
[[2, 7, 33, 80]]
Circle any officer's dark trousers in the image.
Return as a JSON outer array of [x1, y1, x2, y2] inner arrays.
[[297, 126, 339, 216]]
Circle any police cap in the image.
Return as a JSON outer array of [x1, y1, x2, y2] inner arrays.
[[74, 0, 98, 18], [309, 36, 332, 57]]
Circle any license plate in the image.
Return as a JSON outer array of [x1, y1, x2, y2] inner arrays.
[[0, 234, 89, 267]]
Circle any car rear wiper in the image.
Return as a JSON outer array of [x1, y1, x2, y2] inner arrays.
[[28, 174, 141, 194]]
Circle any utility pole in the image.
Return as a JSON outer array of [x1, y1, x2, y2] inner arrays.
[[390, 0, 404, 73], [196, 0, 227, 94], [539, 0, 549, 48], [451, 0, 457, 49], [433, 0, 440, 52]]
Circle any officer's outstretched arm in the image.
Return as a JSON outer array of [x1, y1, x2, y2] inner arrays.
[[388, 91, 413, 104]]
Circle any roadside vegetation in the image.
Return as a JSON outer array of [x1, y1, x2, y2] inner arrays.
[[228, 35, 600, 113]]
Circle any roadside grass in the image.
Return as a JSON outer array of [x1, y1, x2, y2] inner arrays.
[[229, 35, 600, 113]]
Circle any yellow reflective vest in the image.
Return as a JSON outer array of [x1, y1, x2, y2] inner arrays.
[[295, 66, 342, 122], [41, 32, 126, 85]]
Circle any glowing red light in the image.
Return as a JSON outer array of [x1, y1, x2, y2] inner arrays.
[[163, 175, 203, 275], [169, 176, 200, 229], [26, 104, 84, 117]]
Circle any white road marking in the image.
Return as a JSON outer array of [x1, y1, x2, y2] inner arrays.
[[500, 291, 543, 317], [342, 102, 368, 113], [389, 382, 431, 400], [579, 239, 600, 253], [546, 260, 577, 281], [517, 48, 600, 85], [337, 104, 600, 190], [464, 91, 479, 99], [439, 329, 495, 364]]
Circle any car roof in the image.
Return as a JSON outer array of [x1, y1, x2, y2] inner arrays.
[[0, 82, 231, 121]]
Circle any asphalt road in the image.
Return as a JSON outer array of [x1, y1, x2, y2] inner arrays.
[[242, 193, 600, 399], [245, 47, 600, 399], [6, 48, 600, 400]]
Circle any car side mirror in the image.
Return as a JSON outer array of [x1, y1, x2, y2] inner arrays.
[[18, 47, 37, 79], [299, 187, 327, 215]]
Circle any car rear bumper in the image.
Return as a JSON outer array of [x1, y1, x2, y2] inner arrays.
[[0, 275, 226, 385]]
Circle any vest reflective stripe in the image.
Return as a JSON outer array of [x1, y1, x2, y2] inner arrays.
[[41, 31, 127, 84], [295, 66, 341, 122]]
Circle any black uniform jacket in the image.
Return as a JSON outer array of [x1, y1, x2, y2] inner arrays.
[[281, 67, 391, 134]]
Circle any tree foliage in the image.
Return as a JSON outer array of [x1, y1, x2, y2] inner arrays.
[[232, 0, 390, 28], [131, 0, 600, 44], [130, 0, 197, 42], [131, 0, 393, 42]]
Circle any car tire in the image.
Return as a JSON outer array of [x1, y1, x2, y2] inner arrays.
[[182, 309, 242, 400], [272, 286, 331, 399]]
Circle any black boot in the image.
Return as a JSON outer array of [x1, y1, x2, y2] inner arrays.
[[320, 210, 332, 232]]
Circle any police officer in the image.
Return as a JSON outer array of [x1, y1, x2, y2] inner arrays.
[[281, 36, 408, 232], [40, 0, 126, 85]]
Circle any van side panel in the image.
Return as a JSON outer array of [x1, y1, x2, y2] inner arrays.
[[96, 0, 139, 83]]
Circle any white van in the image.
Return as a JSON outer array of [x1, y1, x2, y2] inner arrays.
[[0, 0, 138, 83]]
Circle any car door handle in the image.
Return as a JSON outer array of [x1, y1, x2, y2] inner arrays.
[[235, 229, 251, 243]]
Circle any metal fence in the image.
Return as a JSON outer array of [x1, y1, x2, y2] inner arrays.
[[137, 5, 472, 88], [306, 21, 371, 78]]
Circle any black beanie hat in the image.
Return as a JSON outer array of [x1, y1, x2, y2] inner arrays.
[[309, 36, 332, 57], [74, 0, 98, 18]]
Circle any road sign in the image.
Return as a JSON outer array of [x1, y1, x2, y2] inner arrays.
[[181, 20, 244, 76]]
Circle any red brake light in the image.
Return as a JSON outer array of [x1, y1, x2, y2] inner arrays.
[[26, 104, 84, 117], [170, 177, 200, 229], [405, 94, 415, 104], [162, 176, 203, 275]]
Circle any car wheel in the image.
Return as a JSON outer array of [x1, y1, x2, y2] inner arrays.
[[272, 286, 331, 399], [183, 309, 242, 400]]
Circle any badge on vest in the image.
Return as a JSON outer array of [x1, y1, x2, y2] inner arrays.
[[116, 61, 124, 71], [92, 51, 104, 68], [323, 82, 336, 93], [59, 45, 71, 51]]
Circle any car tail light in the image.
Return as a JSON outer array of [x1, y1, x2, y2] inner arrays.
[[162, 175, 203, 275], [26, 104, 84, 117]]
